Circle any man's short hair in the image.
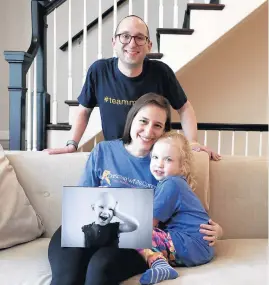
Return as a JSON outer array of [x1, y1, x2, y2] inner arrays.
[[114, 15, 150, 39]]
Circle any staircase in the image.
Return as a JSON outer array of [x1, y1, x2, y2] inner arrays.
[[160, 0, 267, 71], [4, 0, 268, 154]]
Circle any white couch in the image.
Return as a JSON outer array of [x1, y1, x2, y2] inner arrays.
[[0, 151, 267, 285]]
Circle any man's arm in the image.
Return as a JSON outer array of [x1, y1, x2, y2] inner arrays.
[[177, 100, 198, 143], [44, 105, 92, 154], [177, 100, 221, 161], [71, 105, 93, 144]]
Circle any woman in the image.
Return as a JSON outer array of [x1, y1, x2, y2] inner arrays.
[[48, 93, 222, 285]]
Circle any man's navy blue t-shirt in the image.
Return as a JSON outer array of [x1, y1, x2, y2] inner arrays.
[[77, 57, 187, 140]]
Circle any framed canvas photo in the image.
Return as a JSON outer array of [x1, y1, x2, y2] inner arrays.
[[62, 187, 153, 249]]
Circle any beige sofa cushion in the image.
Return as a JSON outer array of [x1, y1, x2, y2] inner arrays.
[[209, 156, 268, 239], [123, 239, 267, 285], [0, 238, 51, 285], [0, 146, 44, 249], [6, 151, 89, 238], [0, 239, 266, 285]]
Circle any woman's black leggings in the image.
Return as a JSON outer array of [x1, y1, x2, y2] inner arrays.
[[48, 226, 148, 285]]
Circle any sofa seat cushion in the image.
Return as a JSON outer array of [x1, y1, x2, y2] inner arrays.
[[0, 238, 51, 285], [0, 239, 266, 285], [122, 239, 267, 285]]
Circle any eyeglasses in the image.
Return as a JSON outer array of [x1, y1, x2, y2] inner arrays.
[[115, 33, 149, 46]]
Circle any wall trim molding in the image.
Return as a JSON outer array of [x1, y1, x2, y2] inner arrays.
[[0, 131, 9, 140]]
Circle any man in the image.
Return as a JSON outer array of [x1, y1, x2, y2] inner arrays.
[[46, 15, 220, 160]]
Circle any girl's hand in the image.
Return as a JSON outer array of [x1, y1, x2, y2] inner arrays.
[[199, 219, 223, 246], [113, 201, 119, 216]]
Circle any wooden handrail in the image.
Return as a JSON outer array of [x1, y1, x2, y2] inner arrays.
[[43, 0, 68, 15]]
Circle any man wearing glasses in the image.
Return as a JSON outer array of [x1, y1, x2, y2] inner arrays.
[[46, 15, 220, 160]]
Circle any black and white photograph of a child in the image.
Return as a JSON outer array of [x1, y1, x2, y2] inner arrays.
[[82, 192, 139, 248], [62, 187, 153, 249]]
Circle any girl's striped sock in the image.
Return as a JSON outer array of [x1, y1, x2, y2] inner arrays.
[[140, 258, 179, 284]]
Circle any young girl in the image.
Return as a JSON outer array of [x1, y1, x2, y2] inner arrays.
[[82, 192, 139, 248], [138, 131, 215, 285]]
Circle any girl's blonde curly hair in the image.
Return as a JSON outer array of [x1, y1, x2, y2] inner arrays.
[[157, 130, 196, 191]]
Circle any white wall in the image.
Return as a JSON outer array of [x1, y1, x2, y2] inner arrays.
[[174, 1, 268, 156]]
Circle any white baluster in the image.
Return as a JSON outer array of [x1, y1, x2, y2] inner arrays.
[[231, 131, 235, 156], [68, 0, 73, 100], [113, 0, 117, 34], [144, 0, 148, 24], [203, 130, 207, 146], [98, 0, 102, 59], [173, 0, 178, 28], [32, 58, 37, 152], [129, 0, 133, 15], [159, 0, 163, 28], [259, 132, 263, 157], [82, 0, 87, 85], [245, 132, 249, 156], [113, 0, 117, 57], [26, 66, 32, 151], [52, 9, 58, 124], [217, 131, 221, 154]]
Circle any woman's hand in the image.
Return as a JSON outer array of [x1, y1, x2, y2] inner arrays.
[[199, 219, 223, 246]]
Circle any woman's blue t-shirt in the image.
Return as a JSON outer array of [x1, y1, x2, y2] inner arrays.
[[79, 139, 157, 189]]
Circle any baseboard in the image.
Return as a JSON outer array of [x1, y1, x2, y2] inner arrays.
[[0, 140, 9, 150], [0, 131, 9, 140], [0, 131, 9, 150]]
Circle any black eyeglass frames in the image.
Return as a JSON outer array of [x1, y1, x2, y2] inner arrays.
[[115, 33, 149, 46]]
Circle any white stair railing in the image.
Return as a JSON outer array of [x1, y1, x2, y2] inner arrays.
[[26, 66, 32, 151], [231, 131, 235, 156], [52, 8, 58, 124], [259, 133, 263, 157], [203, 130, 207, 146], [173, 0, 179, 28], [41, 0, 267, 156], [159, 0, 164, 28], [68, 0, 73, 100], [129, 0, 133, 15], [217, 131, 221, 154], [32, 57, 37, 151], [199, 128, 266, 156], [113, 0, 117, 57], [144, 0, 148, 24], [98, 0, 103, 59], [82, 0, 87, 85], [245, 132, 249, 157]]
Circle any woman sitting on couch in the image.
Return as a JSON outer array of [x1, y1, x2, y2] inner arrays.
[[48, 93, 223, 285]]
